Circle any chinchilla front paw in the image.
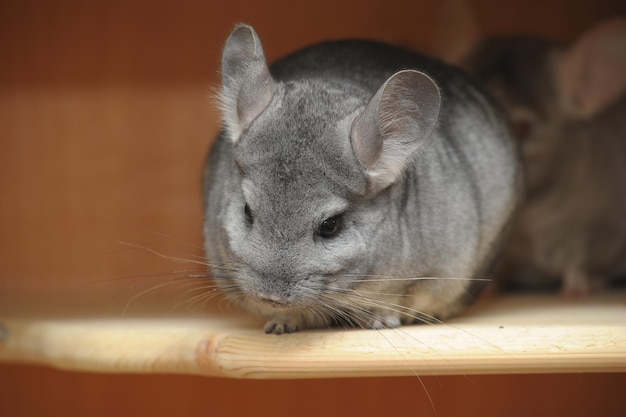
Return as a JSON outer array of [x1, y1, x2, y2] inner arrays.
[[264, 319, 301, 335]]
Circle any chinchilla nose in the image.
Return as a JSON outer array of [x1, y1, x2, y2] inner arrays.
[[257, 292, 289, 307]]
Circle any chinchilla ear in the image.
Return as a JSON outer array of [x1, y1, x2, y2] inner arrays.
[[351, 70, 441, 191], [555, 18, 626, 119], [219, 24, 276, 142]]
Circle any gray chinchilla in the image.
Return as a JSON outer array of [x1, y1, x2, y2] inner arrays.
[[463, 19, 626, 295], [203, 24, 521, 334]]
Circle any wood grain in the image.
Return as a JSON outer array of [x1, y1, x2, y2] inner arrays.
[[2, 292, 625, 378]]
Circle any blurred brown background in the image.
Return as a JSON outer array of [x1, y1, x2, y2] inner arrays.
[[1, 1, 626, 416]]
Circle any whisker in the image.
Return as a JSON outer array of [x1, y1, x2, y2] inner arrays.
[[317, 296, 369, 328], [319, 291, 442, 414], [338, 290, 507, 354], [93, 269, 208, 284], [121, 278, 196, 315], [340, 292, 436, 324], [339, 275, 492, 283], [321, 290, 482, 399], [348, 289, 416, 298], [174, 285, 226, 312], [116, 241, 210, 267], [123, 223, 207, 251], [370, 325, 439, 417], [320, 293, 386, 328]]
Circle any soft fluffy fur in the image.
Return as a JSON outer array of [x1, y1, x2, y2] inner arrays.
[[203, 25, 521, 333]]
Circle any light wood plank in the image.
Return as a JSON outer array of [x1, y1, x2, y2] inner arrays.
[[1, 291, 625, 378]]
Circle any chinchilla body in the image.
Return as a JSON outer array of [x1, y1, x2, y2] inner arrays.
[[463, 26, 626, 294], [203, 25, 520, 333]]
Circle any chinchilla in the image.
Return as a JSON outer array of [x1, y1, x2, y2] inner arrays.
[[463, 19, 626, 294], [203, 24, 521, 334]]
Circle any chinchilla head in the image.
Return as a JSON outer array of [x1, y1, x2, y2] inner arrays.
[[209, 25, 440, 324]]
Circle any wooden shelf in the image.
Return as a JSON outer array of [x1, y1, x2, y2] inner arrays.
[[1, 291, 625, 379]]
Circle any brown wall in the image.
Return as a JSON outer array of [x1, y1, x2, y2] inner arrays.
[[1, 1, 625, 416], [2, 364, 626, 417]]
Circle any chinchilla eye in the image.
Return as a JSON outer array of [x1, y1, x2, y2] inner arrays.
[[511, 109, 537, 141], [317, 214, 343, 239], [514, 119, 533, 139], [244, 203, 253, 225]]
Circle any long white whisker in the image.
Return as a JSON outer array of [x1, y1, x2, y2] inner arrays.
[[121, 278, 191, 315], [343, 292, 437, 324], [373, 327, 440, 417], [318, 296, 373, 328], [116, 241, 211, 267], [94, 269, 208, 284], [124, 223, 206, 251], [340, 275, 492, 283], [320, 293, 389, 328], [341, 290, 506, 354], [175, 286, 226, 312]]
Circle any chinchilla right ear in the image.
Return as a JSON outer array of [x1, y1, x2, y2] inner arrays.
[[555, 18, 626, 119], [219, 24, 276, 142], [350, 70, 441, 192]]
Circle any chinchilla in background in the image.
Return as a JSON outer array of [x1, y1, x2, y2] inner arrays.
[[202, 24, 521, 334], [460, 18, 626, 295], [433, 0, 626, 295]]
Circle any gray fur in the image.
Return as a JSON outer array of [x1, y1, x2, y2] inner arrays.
[[463, 37, 626, 294], [204, 25, 520, 333]]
